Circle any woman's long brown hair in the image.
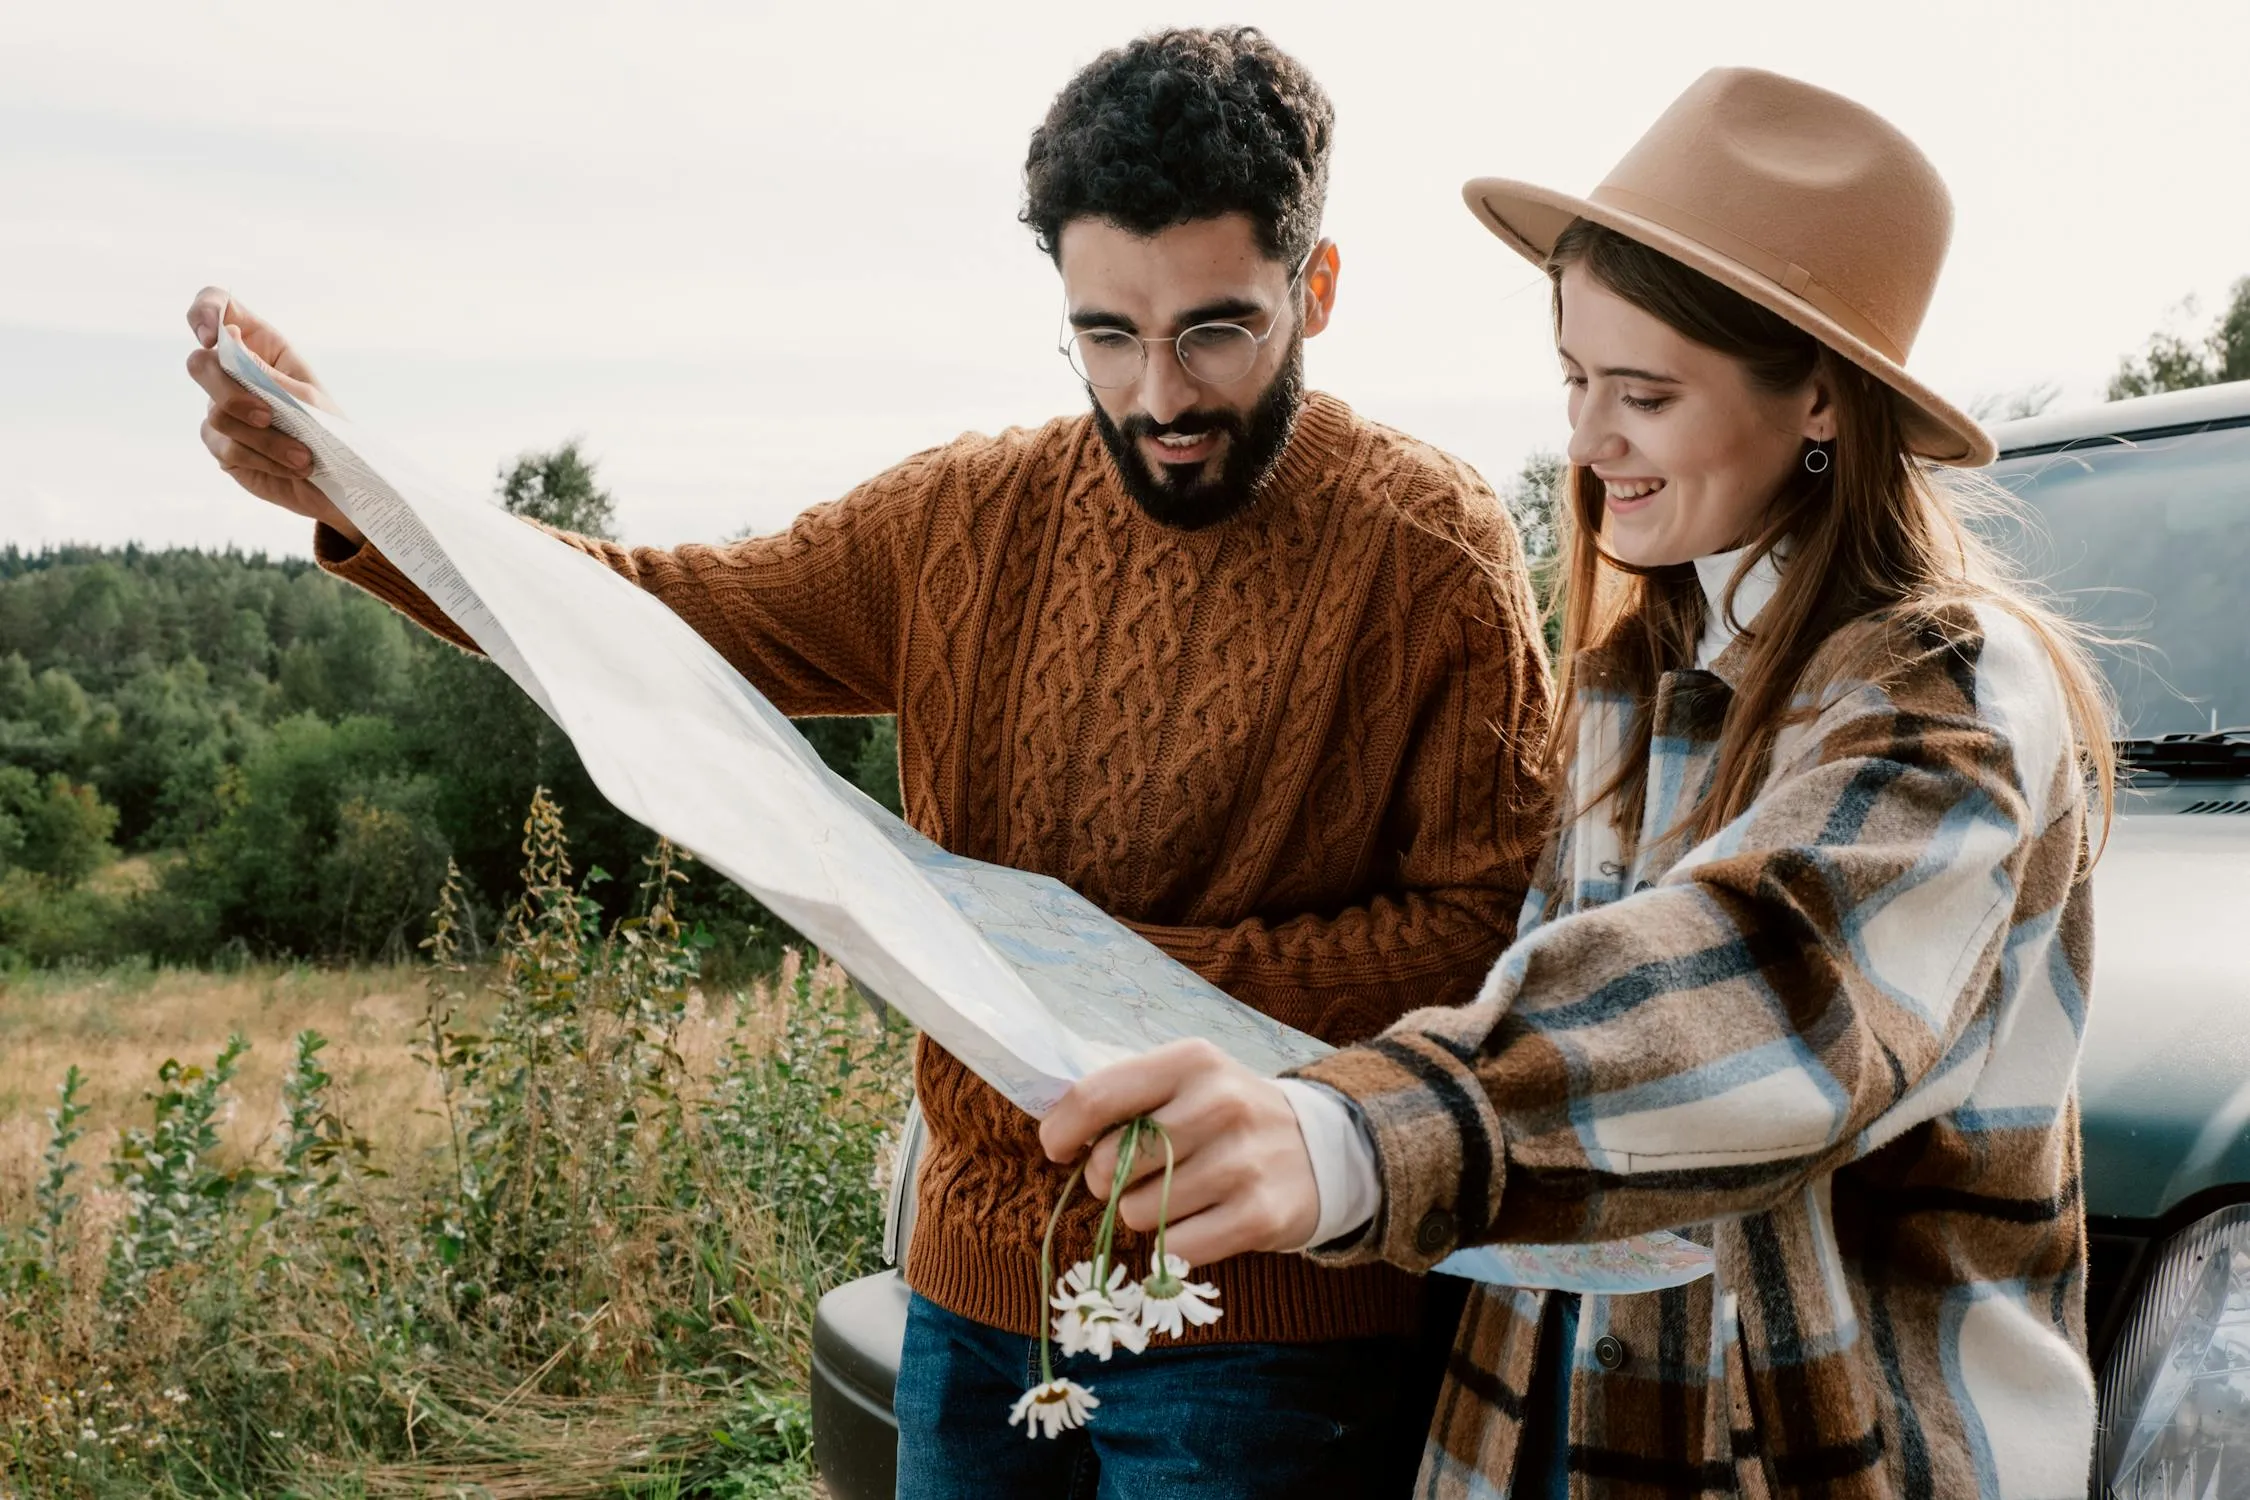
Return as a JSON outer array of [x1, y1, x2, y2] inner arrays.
[[1543, 220, 2116, 858]]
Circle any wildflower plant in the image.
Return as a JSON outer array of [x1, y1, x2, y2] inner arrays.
[[30, 1068, 91, 1279], [101, 1034, 254, 1307], [266, 1028, 379, 1227], [1011, 1115, 1222, 1438], [0, 1067, 91, 1300]]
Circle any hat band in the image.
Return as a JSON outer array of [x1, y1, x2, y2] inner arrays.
[[1590, 184, 1907, 364]]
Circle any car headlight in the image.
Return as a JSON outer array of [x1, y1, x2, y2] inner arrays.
[[2102, 1203, 2250, 1497]]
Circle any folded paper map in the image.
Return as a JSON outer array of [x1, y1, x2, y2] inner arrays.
[[216, 329, 1712, 1295]]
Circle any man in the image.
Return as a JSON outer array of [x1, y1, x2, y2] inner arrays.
[[185, 27, 1550, 1497]]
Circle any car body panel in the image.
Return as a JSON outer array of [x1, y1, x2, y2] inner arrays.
[[1987, 382, 2250, 1225], [2078, 803, 2250, 1219], [811, 1270, 911, 1499], [1991, 379, 2250, 453]]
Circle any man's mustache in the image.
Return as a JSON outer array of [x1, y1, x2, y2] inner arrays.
[[1117, 411, 1247, 443]]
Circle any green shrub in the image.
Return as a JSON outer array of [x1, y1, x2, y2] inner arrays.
[[0, 768, 118, 885], [0, 872, 114, 968], [163, 712, 451, 962], [704, 957, 904, 1264]]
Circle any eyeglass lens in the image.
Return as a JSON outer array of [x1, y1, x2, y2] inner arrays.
[[1066, 323, 1262, 389]]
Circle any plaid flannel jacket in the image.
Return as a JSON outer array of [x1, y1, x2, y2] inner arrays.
[[1296, 601, 2096, 1499]]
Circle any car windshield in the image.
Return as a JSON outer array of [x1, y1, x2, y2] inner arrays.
[[1982, 419, 2250, 737]]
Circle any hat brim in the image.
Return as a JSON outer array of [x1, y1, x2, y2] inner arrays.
[[1463, 177, 1996, 469]]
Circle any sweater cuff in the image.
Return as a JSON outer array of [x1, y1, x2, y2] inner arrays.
[[1287, 1034, 1506, 1273], [312, 522, 479, 655], [312, 521, 365, 567]]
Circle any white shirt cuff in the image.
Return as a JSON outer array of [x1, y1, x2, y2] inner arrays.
[[1273, 1078, 1382, 1251]]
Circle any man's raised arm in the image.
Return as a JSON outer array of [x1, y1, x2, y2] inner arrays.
[[311, 468, 925, 719], [188, 287, 924, 719]]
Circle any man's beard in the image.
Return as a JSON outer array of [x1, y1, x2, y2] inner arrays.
[[1090, 340, 1305, 532]]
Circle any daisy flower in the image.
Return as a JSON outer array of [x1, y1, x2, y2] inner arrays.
[[1138, 1252, 1223, 1339], [1052, 1259, 1148, 1360], [1008, 1377, 1099, 1439]]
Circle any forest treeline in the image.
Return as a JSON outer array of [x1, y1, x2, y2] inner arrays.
[[0, 498, 900, 971]]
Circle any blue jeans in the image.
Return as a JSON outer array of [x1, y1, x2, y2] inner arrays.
[[894, 1292, 1451, 1500]]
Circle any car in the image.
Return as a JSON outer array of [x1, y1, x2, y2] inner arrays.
[[1987, 380, 2250, 1498], [809, 378, 2250, 1500]]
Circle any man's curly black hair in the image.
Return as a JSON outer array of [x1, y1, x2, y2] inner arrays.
[[1022, 27, 1334, 267]]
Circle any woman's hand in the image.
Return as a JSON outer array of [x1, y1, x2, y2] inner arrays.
[[1038, 1038, 1321, 1266], [183, 286, 361, 543]]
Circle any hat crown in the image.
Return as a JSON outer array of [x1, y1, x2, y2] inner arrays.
[[1593, 67, 1953, 364]]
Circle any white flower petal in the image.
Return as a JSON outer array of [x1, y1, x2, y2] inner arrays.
[[1051, 1305, 1093, 1356]]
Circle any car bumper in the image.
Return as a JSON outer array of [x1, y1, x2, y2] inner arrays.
[[811, 1269, 909, 1500]]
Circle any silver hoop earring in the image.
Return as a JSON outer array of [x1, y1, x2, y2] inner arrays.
[[1803, 444, 1832, 475]]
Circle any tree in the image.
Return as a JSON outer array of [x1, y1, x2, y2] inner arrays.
[[2108, 277, 2250, 399], [1502, 450, 1567, 659], [0, 655, 95, 777], [497, 442, 618, 539]]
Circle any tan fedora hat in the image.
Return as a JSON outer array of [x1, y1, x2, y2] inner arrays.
[[1464, 66, 1994, 467]]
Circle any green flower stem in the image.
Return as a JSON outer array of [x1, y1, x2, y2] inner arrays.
[[1148, 1120, 1178, 1274], [1091, 1117, 1144, 1291], [1037, 1158, 1087, 1386]]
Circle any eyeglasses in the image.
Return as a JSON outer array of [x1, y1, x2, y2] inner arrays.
[[1059, 255, 1312, 390]]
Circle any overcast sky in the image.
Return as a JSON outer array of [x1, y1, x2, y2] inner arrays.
[[6, 0, 2248, 556]]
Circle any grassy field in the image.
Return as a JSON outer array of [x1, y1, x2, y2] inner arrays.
[[0, 812, 907, 1499], [0, 963, 464, 1216]]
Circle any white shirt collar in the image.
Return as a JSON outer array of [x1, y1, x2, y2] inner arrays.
[[1692, 546, 1785, 669]]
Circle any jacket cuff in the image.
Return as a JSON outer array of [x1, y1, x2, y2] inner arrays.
[[1286, 1033, 1506, 1273]]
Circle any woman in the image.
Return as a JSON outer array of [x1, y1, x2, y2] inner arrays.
[[1041, 68, 2113, 1498]]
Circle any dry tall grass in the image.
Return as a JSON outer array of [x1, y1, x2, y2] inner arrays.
[[0, 963, 461, 1210], [0, 963, 781, 1225]]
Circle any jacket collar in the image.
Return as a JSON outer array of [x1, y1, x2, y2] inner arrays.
[[1569, 546, 1788, 696], [1693, 545, 1785, 687]]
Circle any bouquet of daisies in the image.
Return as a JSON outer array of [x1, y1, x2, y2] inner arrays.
[[1009, 1117, 1222, 1438]]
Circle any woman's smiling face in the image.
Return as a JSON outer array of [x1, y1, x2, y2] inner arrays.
[[1557, 262, 1835, 568]]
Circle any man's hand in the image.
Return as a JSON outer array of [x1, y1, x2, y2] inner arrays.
[[1038, 1038, 1321, 1266], [183, 288, 361, 544]]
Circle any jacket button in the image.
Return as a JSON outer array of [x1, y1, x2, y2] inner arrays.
[[1413, 1209, 1457, 1257], [1594, 1335, 1628, 1370]]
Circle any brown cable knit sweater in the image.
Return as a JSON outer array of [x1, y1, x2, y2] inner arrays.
[[317, 391, 1552, 1343]]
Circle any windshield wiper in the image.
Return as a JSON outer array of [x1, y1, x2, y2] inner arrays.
[[2115, 730, 2250, 779]]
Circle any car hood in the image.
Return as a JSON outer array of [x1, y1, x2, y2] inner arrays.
[[2079, 810, 2250, 1220]]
